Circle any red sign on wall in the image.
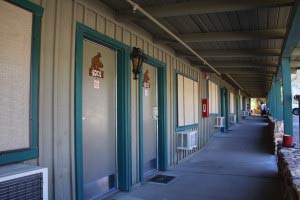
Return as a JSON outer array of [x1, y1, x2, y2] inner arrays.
[[202, 99, 209, 118]]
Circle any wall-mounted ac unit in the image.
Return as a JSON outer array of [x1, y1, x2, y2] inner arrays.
[[214, 117, 225, 128], [0, 164, 48, 200], [230, 114, 236, 123], [177, 130, 197, 150], [242, 111, 249, 117]]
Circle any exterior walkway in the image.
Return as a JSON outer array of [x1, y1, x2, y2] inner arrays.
[[107, 117, 283, 200]]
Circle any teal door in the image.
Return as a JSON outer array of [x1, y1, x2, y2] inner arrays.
[[75, 23, 131, 200], [142, 63, 158, 176], [138, 56, 167, 182], [81, 40, 117, 199]]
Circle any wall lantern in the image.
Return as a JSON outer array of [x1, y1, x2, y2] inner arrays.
[[130, 47, 145, 80]]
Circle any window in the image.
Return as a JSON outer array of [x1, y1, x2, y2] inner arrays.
[[240, 95, 243, 110], [230, 92, 235, 113], [209, 81, 219, 114], [177, 74, 198, 127], [0, 0, 43, 164]]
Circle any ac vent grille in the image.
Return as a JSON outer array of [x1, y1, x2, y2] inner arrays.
[[0, 173, 43, 200], [177, 130, 197, 150], [214, 117, 225, 128]]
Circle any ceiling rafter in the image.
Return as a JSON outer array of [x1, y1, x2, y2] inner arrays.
[[177, 49, 281, 58], [111, 0, 296, 97], [192, 61, 280, 68], [117, 0, 294, 19], [154, 29, 286, 43]]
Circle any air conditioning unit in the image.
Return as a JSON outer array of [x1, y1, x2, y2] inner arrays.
[[230, 114, 236, 123], [242, 111, 249, 117], [177, 130, 197, 150], [214, 117, 225, 128], [0, 164, 48, 199]]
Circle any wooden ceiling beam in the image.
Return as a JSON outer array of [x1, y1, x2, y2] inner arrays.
[[243, 88, 269, 90], [235, 81, 271, 84], [198, 66, 276, 73], [118, 0, 294, 19], [155, 29, 286, 43], [192, 57, 300, 68], [236, 80, 271, 83], [202, 69, 276, 75], [281, 1, 300, 57], [233, 77, 272, 80], [178, 48, 300, 57], [233, 80, 272, 83], [180, 48, 300, 57], [182, 29, 286, 42], [191, 49, 281, 57], [192, 60, 280, 68], [230, 74, 273, 77], [232, 74, 273, 78]]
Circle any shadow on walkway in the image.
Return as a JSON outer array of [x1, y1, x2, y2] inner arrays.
[[106, 116, 283, 200]]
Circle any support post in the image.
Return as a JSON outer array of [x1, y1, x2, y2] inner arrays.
[[281, 58, 293, 136], [267, 90, 271, 115], [275, 74, 283, 120], [235, 92, 239, 123], [225, 89, 229, 130], [220, 87, 225, 132], [272, 77, 276, 117], [268, 82, 274, 116], [242, 96, 246, 111]]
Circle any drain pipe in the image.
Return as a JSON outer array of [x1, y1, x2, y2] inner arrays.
[[126, 0, 221, 76]]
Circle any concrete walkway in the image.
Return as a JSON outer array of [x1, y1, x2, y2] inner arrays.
[[106, 117, 283, 200]]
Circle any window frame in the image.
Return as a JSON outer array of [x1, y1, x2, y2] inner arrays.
[[208, 80, 220, 115], [175, 72, 199, 131], [0, 0, 43, 165], [229, 92, 235, 114]]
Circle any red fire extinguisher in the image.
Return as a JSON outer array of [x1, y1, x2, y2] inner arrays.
[[202, 99, 209, 118]]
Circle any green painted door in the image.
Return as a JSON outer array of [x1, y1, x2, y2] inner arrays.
[[142, 63, 158, 176], [75, 23, 131, 200], [82, 40, 117, 199]]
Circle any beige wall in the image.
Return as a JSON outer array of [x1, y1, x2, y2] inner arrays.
[[22, 0, 245, 199]]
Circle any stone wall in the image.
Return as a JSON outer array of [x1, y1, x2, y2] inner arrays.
[[268, 116, 284, 154], [278, 148, 300, 200]]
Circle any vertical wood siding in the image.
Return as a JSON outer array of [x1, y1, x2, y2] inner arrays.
[[26, 0, 245, 198]]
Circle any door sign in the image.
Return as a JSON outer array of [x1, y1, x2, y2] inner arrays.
[[93, 80, 100, 89], [143, 70, 150, 88], [89, 52, 104, 79]]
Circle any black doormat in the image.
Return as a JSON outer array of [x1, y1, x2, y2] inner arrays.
[[148, 175, 175, 184]]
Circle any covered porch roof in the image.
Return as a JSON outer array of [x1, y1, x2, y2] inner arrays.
[[100, 0, 300, 97]]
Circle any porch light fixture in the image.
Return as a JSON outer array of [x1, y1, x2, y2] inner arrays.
[[130, 47, 145, 80]]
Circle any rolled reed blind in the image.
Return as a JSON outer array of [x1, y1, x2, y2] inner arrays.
[[177, 74, 199, 126], [230, 92, 235, 113], [0, 1, 33, 152]]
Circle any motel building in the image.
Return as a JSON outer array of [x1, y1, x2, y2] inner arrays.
[[1, 0, 300, 200]]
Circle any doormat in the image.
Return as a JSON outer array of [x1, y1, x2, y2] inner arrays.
[[148, 175, 175, 184]]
